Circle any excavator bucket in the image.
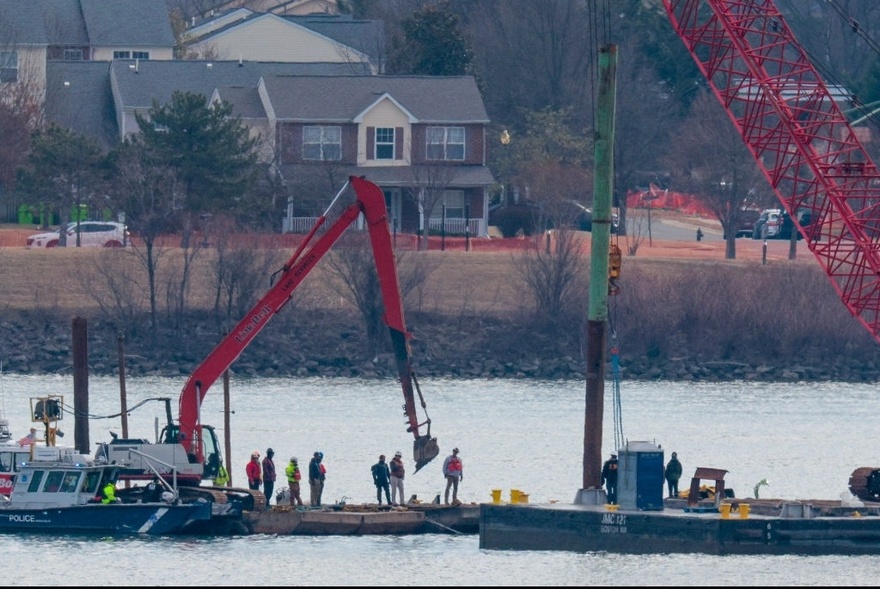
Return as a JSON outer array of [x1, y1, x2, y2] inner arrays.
[[413, 435, 439, 473]]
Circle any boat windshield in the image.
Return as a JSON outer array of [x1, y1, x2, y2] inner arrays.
[[83, 471, 101, 494]]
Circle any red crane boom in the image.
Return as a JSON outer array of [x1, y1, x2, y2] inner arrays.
[[664, 0, 880, 343], [178, 176, 439, 472]]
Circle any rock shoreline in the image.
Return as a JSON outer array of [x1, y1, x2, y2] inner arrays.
[[2, 313, 878, 384]]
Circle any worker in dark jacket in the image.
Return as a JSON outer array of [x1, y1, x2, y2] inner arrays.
[[309, 452, 325, 506], [262, 448, 276, 508], [601, 453, 618, 504], [665, 452, 683, 498], [371, 454, 392, 505]]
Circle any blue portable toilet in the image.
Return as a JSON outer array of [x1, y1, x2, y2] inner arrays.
[[617, 441, 664, 511]]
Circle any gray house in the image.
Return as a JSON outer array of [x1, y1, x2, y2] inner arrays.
[[17, 4, 496, 236], [182, 9, 382, 73], [0, 0, 174, 106]]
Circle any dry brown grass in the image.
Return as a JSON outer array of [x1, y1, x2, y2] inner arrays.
[[0, 222, 816, 314]]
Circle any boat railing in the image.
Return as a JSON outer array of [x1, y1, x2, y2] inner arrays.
[[126, 448, 179, 497]]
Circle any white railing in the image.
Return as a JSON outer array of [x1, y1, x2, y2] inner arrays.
[[283, 216, 483, 236], [282, 217, 320, 234], [427, 218, 480, 235]]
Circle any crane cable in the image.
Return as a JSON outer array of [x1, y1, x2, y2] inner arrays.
[[607, 240, 624, 452]]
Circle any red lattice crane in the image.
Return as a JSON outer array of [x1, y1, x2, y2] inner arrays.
[[663, 0, 880, 344]]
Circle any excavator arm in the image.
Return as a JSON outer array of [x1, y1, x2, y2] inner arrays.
[[177, 176, 438, 472]]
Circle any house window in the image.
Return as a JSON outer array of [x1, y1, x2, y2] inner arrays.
[[303, 125, 342, 161], [426, 126, 465, 161], [0, 50, 18, 83], [113, 51, 131, 59], [63, 49, 83, 61], [430, 190, 465, 219], [132, 51, 149, 60], [375, 127, 395, 160]]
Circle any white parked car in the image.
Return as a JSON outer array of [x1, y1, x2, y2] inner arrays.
[[27, 221, 130, 248]]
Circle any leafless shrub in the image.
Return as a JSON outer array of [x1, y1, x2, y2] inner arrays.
[[210, 219, 288, 324], [511, 227, 588, 326], [611, 260, 865, 362], [323, 232, 439, 357], [77, 248, 148, 332]]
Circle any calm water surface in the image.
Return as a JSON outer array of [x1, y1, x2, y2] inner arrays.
[[1, 374, 878, 586]]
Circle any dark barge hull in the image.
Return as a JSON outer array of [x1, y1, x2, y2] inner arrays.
[[479, 502, 880, 555], [245, 503, 479, 535]]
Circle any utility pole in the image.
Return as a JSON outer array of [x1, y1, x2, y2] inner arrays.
[[581, 43, 617, 499]]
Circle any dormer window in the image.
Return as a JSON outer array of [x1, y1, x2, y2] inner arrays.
[[63, 49, 83, 61], [375, 128, 395, 160]]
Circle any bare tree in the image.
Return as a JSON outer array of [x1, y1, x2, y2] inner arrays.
[[512, 226, 588, 322], [77, 249, 148, 333], [664, 91, 769, 259], [323, 231, 438, 357], [109, 140, 181, 331], [407, 165, 457, 251], [209, 215, 287, 323]]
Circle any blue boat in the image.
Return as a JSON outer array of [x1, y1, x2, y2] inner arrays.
[[0, 445, 212, 535]]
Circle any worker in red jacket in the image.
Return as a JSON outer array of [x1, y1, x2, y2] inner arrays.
[[246, 451, 262, 491]]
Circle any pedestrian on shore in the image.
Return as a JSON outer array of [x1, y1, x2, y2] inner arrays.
[[389, 451, 405, 506], [665, 451, 683, 499], [246, 451, 262, 491], [309, 451, 326, 506], [442, 447, 463, 505], [285, 456, 304, 507], [262, 448, 276, 507], [371, 454, 392, 505], [601, 453, 618, 504]]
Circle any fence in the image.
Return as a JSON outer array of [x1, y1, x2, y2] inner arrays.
[[283, 216, 483, 237]]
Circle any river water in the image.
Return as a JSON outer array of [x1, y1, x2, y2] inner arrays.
[[1, 374, 879, 586]]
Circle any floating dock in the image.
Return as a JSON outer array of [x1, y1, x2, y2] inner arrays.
[[244, 502, 479, 535], [479, 497, 880, 555]]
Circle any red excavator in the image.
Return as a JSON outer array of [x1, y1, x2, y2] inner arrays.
[[98, 176, 439, 500]]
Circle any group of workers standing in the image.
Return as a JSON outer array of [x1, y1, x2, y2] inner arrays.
[[228, 447, 464, 509], [242, 448, 326, 508], [370, 451, 406, 506], [600, 451, 683, 505]]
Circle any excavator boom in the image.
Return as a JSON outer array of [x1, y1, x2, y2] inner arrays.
[[177, 176, 438, 471]]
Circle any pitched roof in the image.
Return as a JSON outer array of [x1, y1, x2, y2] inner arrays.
[[0, 0, 172, 48], [45, 61, 118, 150], [283, 14, 384, 62], [261, 75, 489, 123], [110, 60, 365, 109], [80, 0, 174, 47], [213, 85, 265, 119]]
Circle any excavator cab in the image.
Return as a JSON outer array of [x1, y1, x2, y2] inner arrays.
[[414, 435, 440, 473]]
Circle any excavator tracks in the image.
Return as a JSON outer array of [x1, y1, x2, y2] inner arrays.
[[178, 485, 265, 513]]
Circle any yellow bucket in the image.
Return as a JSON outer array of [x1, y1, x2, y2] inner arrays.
[[490, 489, 502, 504], [518, 493, 529, 504], [719, 503, 731, 519], [510, 489, 521, 503], [739, 503, 750, 519]]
